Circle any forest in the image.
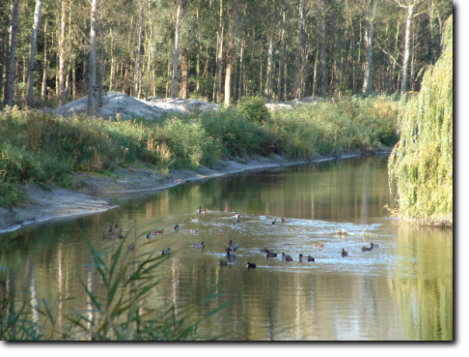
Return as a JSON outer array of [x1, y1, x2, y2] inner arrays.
[[0, 0, 453, 109]]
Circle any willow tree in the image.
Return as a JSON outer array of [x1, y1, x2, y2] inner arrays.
[[388, 16, 452, 227]]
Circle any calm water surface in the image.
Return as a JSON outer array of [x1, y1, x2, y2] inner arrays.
[[0, 155, 453, 340]]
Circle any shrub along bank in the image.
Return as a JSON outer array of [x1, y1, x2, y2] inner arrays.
[[0, 95, 401, 208]]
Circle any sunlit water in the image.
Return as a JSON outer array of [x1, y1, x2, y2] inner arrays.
[[0, 155, 453, 340]]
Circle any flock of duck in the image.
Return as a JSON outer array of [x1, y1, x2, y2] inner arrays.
[[102, 207, 380, 269]]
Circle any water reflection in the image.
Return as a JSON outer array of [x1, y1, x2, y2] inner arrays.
[[0, 155, 452, 340]]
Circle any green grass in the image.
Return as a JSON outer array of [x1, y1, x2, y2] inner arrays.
[[388, 16, 452, 227], [0, 95, 402, 208]]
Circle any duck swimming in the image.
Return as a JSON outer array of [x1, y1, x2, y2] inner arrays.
[[266, 250, 278, 258], [162, 248, 171, 255], [192, 241, 205, 248], [153, 229, 164, 235], [362, 242, 375, 251], [246, 262, 257, 269], [174, 224, 180, 231], [226, 240, 239, 252], [282, 253, 293, 261], [341, 248, 348, 257], [191, 229, 199, 234]]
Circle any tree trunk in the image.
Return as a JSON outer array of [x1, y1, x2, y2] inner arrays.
[[216, 0, 224, 103], [224, 0, 238, 106], [5, 0, 20, 107], [312, 47, 318, 96], [58, 0, 67, 105], [125, 14, 134, 95], [277, 10, 285, 101], [98, 24, 104, 106], [172, 0, 182, 99], [320, 0, 327, 95], [401, 5, 414, 94], [180, 52, 188, 99], [40, 22, 48, 99], [196, 4, 201, 95], [362, 0, 377, 94], [134, 0, 145, 98], [238, 37, 244, 101], [292, 0, 305, 99], [88, 0, 98, 113], [0, 7, 9, 105], [26, 0, 43, 108], [265, 0, 276, 97]]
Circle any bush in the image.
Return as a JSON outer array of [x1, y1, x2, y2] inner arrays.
[[237, 96, 270, 124]]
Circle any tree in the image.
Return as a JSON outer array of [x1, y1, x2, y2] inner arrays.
[[391, 0, 428, 94], [5, 0, 20, 107], [58, 0, 67, 105], [363, 0, 378, 94], [27, 0, 43, 109], [172, 0, 183, 99], [224, 0, 239, 105], [88, 0, 98, 113]]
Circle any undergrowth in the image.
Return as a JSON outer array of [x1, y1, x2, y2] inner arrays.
[[0, 95, 401, 208]]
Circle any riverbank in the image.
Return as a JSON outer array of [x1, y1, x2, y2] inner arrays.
[[0, 147, 392, 233]]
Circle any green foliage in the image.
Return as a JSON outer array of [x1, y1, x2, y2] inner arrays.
[[0, 96, 401, 208], [237, 96, 271, 124], [388, 17, 453, 227]]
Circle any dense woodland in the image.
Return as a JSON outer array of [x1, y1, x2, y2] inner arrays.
[[0, 0, 452, 110]]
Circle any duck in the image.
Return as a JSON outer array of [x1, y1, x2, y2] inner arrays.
[[198, 206, 202, 213], [162, 248, 171, 255], [219, 259, 228, 267], [192, 241, 205, 248], [152, 229, 164, 235], [335, 229, 348, 236], [146, 232, 152, 239], [174, 224, 179, 231], [282, 253, 293, 261], [225, 249, 236, 261], [312, 243, 324, 248], [246, 262, 257, 269], [280, 217, 286, 222], [371, 242, 379, 248], [272, 218, 277, 225], [233, 219, 240, 225], [108, 225, 115, 235], [299, 253, 315, 262], [362, 242, 375, 251], [233, 213, 240, 219], [114, 224, 123, 235], [191, 217, 200, 222], [226, 240, 239, 252], [116, 233, 124, 240], [341, 248, 348, 257], [265, 250, 278, 258], [191, 229, 199, 234]]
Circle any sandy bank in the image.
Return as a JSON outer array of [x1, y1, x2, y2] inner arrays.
[[0, 147, 392, 234]]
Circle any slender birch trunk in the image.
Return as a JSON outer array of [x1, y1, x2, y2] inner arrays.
[[98, 24, 104, 106], [58, 0, 67, 105], [224, 0, 238, 106], [88, 0, 98, 113], [292, 0, 305, 99], [216, 0, 224, 103], [5, 0, 20, 107], [135, 0, 145, 97], [277, 10, 285, 101], [401, 5, 414, 94], [180, 52, 188, 99], [40, 21, 48, 99], [363, 0, 377, 94], [172, 0, 182, 99], [320, 0, 327, 95], [27, 0, 43, 108], [265, 0, 276, 97]]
